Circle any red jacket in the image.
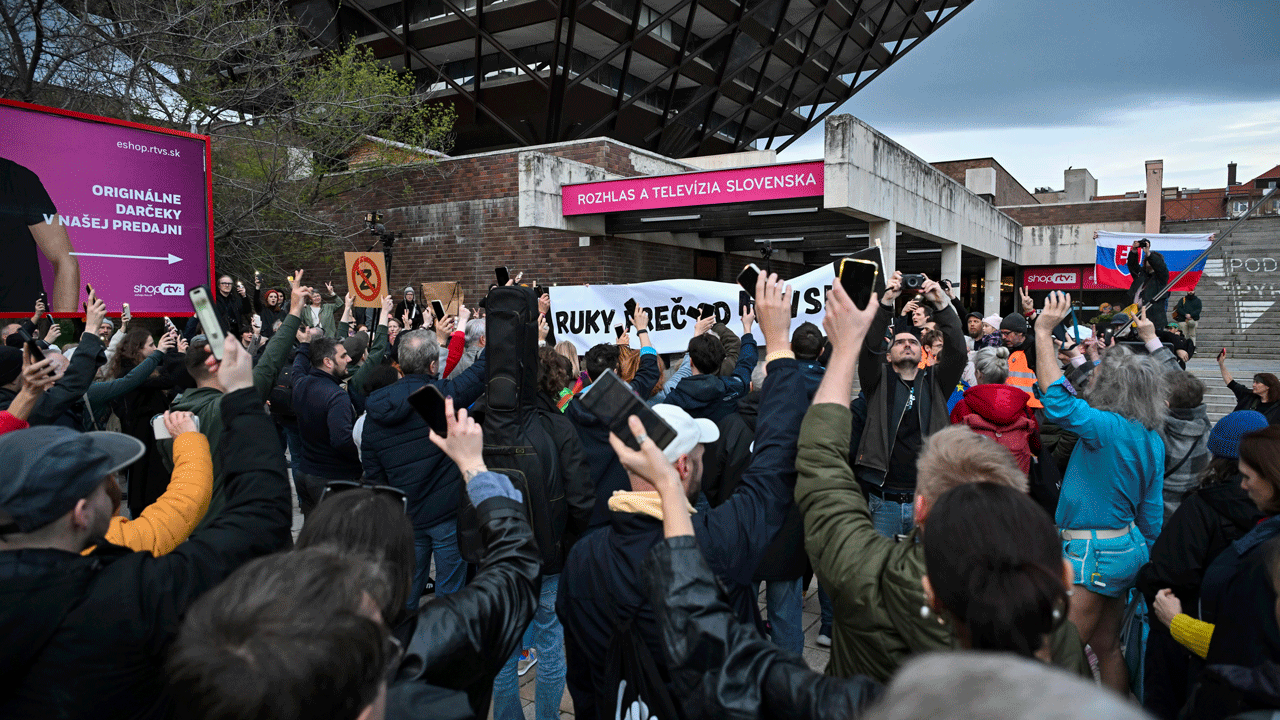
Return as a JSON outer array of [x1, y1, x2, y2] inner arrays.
[[0, 411, 29, 436], [950, 383, 1041, 473]]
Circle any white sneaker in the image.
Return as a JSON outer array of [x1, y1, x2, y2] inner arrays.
[[816, 631, 832, 648], [517, 648, 538, 676]]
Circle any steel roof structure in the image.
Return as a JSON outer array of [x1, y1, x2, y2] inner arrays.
[[288, 0, 972, 156]]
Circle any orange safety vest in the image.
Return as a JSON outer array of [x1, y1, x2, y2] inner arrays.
[[1005, 349, 1043, 409]]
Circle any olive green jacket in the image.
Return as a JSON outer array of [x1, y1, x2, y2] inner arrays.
[[795, 402, 1090, 683]]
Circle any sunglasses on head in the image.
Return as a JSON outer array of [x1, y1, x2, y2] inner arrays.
[[319, 480, 409, 513]]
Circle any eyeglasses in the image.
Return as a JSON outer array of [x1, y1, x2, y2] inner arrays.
[[319, 480, 408, 513], [218, 281, 233, 287]]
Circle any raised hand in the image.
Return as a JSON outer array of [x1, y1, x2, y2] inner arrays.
[[1020, 287, 1034, 313], [83, 286, 107, 334], [824, 282, 878, 358], [1038, 291, 1071, 330], [693, 315, 714, 337], [1135, 306, 1157, 343], [919, 275, 947, 310], [427, 396, 487, 478], [381, 294, 394, 321], [158, 329, 177, 353], [754, 270, 794, 352], [204, 335, 254, 392], [881, 270, 904, 306], [44, 324, 61, 344], [325, 281, 335, 296]]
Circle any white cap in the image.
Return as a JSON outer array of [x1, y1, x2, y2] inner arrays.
[[652, 404, 720, 463]]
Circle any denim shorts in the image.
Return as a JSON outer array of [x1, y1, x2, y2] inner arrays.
[[1061, 525, 1148, 598]]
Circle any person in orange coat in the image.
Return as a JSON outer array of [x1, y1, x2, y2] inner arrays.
[[97, 411, 213, 556]]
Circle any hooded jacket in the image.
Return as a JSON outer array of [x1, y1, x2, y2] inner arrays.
[[855, 302, 966, 487], [662, 334, 757, 422], [0, 388, 291, 720], [948, 383, 1041, 474], [361, 354, 488, 532], [795, 403, 1090, 683], [558, 358, 806, 720], [1161, 405, 1212, 515]]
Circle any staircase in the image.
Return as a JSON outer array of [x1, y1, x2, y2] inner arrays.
[[1162, 216, 1280, 362]]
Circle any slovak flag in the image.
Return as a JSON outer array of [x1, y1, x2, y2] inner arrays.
[[1094, 231, 1213, 291]]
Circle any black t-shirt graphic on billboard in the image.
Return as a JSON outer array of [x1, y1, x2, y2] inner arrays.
[[0, 158, 58, 312]]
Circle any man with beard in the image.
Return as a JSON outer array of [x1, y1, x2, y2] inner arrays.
[[852, 271, 966, 538]]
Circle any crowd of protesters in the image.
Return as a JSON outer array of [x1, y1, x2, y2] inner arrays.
[[2, 258, 1280, 720]]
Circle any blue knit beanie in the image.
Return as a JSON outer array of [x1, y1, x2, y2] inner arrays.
[[1209, 410, 1269, 459]]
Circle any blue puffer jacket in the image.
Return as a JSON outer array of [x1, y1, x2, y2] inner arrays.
[[361, 353, 487, 532]]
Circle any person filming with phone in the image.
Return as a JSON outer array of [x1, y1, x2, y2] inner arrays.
[[1128, 238, 1170, 329], [853, 270, 966, 538]]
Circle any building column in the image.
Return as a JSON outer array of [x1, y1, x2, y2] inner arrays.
[[983, 256, 1003, 317], [869, 219, 897, 277], [939, 242, 962, 287]]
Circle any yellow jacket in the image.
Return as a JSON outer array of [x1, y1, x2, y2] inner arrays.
[[104, 432, 213, 556]]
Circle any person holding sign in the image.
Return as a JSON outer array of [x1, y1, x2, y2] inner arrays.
[[0, 157, 80, 313]]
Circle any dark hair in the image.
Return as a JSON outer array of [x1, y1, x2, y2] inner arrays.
[[297, 490, 414, 628], [109, 328, 155, 379], [310, 336, 342, 369], [538, 347, 573, 397], [688, 333, 725, 374], [1166, 370, 1205, 409], [584, 343, 620, 382], [1240, 426, 1280, 514], [342, 332, 370, 365], [167, 548, 391, 720], [1198, 456, 1241, 489], [923, 483, 1068, 659], [1254, 373, 1280, 402], [185, 337, 214, 381], [921, 328, 943, 348], [362, 363, 400, 396], [791, 322, 824, 361]]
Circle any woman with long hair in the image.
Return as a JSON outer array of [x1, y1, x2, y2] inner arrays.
[[108, 326, 189, 516], [1034, 293, 1166, 693]]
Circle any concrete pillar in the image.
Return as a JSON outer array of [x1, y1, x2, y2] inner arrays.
[[869, 219, 897, 277], [984, 256, 1003, 317], [1145, 159, 1163, 233], [939, 242, 962, 287]]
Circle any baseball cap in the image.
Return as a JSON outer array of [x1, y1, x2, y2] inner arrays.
[[1110, 312, 1132, 326], [1208, 411, 1269, 460], [1166, 322, 1180, 329], [1000, 313, 1028, 334], [966, 311, 983, 321], [0, 426, 145, 534], [651, 404, 719, 463]]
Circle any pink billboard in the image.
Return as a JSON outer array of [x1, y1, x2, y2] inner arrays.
[[0, 99, 212, 316], [562, 160, 824, 215]]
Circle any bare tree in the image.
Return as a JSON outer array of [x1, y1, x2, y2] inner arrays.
[[1, 0, 455, 280]]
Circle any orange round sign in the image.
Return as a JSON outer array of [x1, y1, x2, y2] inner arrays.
[[351, 255, 382, 302]]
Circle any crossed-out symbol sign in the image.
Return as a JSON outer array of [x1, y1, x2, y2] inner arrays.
[[351, 255, 382, 302]]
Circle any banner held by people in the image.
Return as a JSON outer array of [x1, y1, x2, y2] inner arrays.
[[1094, 231, 1212, 292], [548, 264, 840, 354]]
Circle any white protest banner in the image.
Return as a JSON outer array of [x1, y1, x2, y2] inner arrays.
[[548, 264, 839, 354]]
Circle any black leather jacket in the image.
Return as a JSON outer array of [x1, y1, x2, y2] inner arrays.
[[388, 487, 541, 720], [644, 536, 882, 720]]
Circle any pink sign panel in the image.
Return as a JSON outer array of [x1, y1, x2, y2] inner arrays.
[[562, 161, 824, 215], [1022, 267, 1081, 290], [0, 99, 212, 316]]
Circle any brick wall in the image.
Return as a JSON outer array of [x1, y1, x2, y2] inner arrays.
[[1002, 199, 1145, 226], [930, 158, 1038, 207], [303, 140, 722, 301]]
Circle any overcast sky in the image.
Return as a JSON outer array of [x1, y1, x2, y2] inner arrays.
[[776, 0, 1280, 195]]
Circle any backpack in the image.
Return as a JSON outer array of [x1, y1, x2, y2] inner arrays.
[[268, 354, 296, 420], [956, 412, 1036, 474], [457, 286, 567, 572], [601, 610, 682, 720]]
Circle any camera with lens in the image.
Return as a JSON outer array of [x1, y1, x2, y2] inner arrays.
[[901, 273, 927, 292]]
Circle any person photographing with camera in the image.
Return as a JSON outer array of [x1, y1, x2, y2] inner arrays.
[[853, 271, 966, 538], [1128, 238, 1170, 329]]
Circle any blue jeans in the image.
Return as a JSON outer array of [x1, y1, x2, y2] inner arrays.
[[280, 423, 303, 492], [493, 574, 564, 720], [818, 583, 833, 631], [408, 519, 468, 611], [868, 494, 914, 538], [762, 579, 804, 656]]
